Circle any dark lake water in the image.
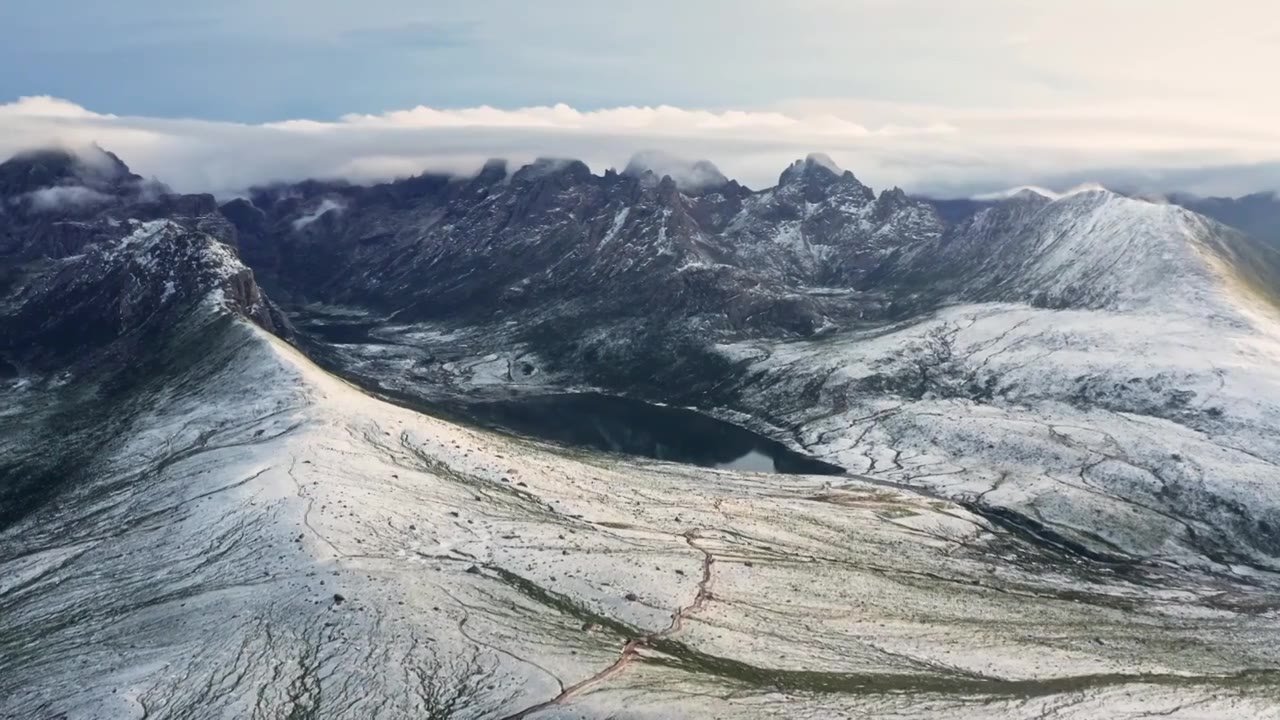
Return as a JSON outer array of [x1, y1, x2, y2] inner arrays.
[[294, 318, 380, 345], [289, 309, 844, 476], [467, 393, 844, 476]]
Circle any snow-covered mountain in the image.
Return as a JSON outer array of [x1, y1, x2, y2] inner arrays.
[[4, 237, 1278, 719], [4, 147, 1280, 718], [896, 188, 1280, 315], [214, 156, 1280, 594], [2, 220, 289, 373], [714, 188, 1280, 579]]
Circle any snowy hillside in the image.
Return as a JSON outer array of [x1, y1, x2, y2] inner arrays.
[[3, 308, 1278, 718], [902, 189, 1280, 318], [5, 147, 1280, 718], [720, 296, 1280, 567]]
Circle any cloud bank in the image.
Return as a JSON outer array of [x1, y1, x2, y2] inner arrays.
[[4, 95, 1280, 199]]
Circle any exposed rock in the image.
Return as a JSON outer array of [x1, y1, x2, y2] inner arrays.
[[0, 220, 291, 372]]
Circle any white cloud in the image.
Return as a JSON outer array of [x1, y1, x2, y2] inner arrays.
[[291, 198, 347, 230], [623, 150, 728, 191], [971, 183, 1109, 202], [0, 95, 111, 120], [16, 185, 114, 212], [4, 94, 1280, 199]]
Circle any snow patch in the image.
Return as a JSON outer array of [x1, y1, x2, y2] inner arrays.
[[600, 207, 630, 246]]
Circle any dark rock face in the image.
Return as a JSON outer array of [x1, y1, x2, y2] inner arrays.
[[0, 149, 238, 261], [0, 146, 145, 201], [0, 150, 292, 376], [0, 220, 291, 373], [216, 152, 945, 341]]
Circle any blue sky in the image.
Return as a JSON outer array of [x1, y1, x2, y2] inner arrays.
[[8, 0, 1260, 121], [2, 1, 1279, 195]]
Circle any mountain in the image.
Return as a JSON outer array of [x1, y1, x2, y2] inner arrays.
[[899, 188, 1280, 312], [721, 187, 1280, 573], [224, 153, 942, 335], [15, 222, 289, 367], [0, 148, 236, 262], [234, 170, 1280, 575], [212, 152, 951, 398], [621, 150, 730, 192], [4, 148, 1280, 718], [0, 146, 144, 203], [1167, 191, 1280, 252], [918, 187, 1054, 227]]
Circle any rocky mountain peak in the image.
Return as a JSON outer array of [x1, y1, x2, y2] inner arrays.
[[1006, 188, 1055, 204], [1, 220, 290, 372], [777, 153, 842, 183], [0, 146, 146, 204], [872, 186, 913, 222], [473, 158, 510, 186], [876, 185, 908, 204], [777, 153, 874, 204]]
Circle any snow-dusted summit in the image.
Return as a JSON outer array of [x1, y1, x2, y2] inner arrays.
[[897, 188, 1280, 317]]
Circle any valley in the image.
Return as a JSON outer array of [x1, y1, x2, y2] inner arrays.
[[2, 148, 1280, 718]]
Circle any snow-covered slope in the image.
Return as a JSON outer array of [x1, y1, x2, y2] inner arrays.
[[282, 180, 1280, 606], [6, 148, 1280, 718], [3, 307, 1278, 718], [706, 190, 1280, 581], [910, 189, 1280, 317], [721, 297, 1280, 569], [1168, 191, 1280, 255]]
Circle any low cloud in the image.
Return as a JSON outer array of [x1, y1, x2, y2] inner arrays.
[[623, 150, 728, 191], [3, 95, 1280, 199], [17, 185, 114, 212], [292, 198, 347, 230], [971, 182, 1109, 202]]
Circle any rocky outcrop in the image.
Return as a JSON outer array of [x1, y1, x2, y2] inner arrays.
[[0, 148, 238, 261], [1, 220, 290, 373], [213, 152, 944, 341]]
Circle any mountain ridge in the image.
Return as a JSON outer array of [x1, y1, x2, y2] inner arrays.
[[6, 145, 1280, 718], [8, 144, 1280, 395]]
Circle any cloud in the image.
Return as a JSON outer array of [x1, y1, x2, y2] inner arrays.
[[0, 95, 110, 120], [971, 182, 1109, 202], [623, 150, 728, 191], [16, 185, 114, 212], [3, 94, 1280, 199], [291, 198, 347, 230]]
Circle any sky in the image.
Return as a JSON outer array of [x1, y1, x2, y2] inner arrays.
[[2, 1, 1279, 197]]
